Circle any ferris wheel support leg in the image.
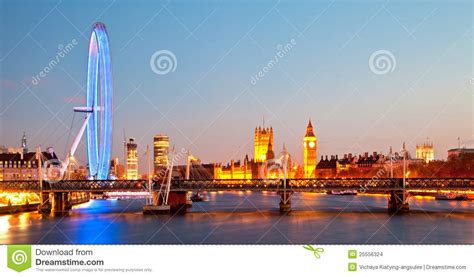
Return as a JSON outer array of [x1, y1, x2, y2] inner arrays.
[[61, 113, 91, 174]]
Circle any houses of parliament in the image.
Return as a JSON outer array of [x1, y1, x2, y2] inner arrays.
[[213, 119, 317, 179]]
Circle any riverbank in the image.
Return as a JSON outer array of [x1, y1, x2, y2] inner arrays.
[[0, 203, 39, 214]]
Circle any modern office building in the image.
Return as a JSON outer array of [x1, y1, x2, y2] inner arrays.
[[126, 138, 138, 180], [153, 134, 169, 174]]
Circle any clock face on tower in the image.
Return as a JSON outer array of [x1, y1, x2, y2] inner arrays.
[[309, 141, 315, 148]]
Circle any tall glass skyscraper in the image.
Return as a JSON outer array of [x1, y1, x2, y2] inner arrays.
[[153, 135, 169, 174]]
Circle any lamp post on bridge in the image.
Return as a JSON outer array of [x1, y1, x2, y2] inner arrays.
[[36, 145, 51, 214], [279, 147, 291, 213]]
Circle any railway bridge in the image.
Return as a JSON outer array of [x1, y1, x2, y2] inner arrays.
[[0, 178, 472, 214]]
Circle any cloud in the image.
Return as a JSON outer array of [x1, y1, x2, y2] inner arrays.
[[65, 96, 85, 104], [0, 79, 19, 90]]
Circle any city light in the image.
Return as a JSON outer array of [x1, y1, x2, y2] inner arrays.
[[0, 192, 39, 206]]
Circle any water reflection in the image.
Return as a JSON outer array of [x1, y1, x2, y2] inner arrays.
[[0, 216, 9, 234], [0, 192, 472, 244]]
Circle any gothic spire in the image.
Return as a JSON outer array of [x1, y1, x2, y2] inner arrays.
[[305, 118, 315, 137], [21, 132, 28, 154]]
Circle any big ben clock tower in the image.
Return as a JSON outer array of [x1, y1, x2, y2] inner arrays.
[[303, 119, 317, 178]]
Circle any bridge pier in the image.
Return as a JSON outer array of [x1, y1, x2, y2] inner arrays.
[[388, 190, 409, 213], [143, 191, 170, 214], [38, 192, 52, 214], [70, 192, 90, 205], [52, 192, 72, 214], [168, 191, 189, 212], [279, 191, 293, 213], [38, 192, 90, 215], [143, 191, 190, 214]]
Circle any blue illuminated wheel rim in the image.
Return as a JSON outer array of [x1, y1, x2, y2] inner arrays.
[[86, 22, 113, 180]]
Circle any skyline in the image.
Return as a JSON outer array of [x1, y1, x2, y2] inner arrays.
[[1, 0, 473, 174]]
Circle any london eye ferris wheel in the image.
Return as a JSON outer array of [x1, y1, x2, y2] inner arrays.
[[63, 22, 113, 180]]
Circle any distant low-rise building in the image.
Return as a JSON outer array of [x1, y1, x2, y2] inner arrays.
[[316, 155, 337, 177], [0, 149, 59, 181], [0, 134, 60, 181], [356, 152, 384, 170], [316, 151, 389, 177], [336, 153, 356, 172], [447, 148, 474, 160]]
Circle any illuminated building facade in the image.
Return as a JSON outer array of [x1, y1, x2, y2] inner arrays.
[[153, 134, 169, 173], [213, 156, 252, 179], [109, 157, 120, 179], [0, 144, 59, 181], [416, 141, 434, 163], [126, 138, 138, 180], [213, 123, 298, 180], [254, 126, 273, 163], [0, 153, 39, 181], [303, 119, 317, 178]]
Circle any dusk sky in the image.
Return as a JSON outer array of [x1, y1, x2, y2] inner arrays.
[[1, 0, 473, 173]]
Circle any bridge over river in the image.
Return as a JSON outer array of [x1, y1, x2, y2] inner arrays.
[[0, 178, 472, 214]]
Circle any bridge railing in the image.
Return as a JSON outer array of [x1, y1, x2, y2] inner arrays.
[[171, 178, 474, 191], [170, 178, 397, 191], [404, 178, 474, 190], [170, 179, 282, 191], [0, 180, 39, 192], [0, 178, 473, 192], [0, 180, 149, 192]]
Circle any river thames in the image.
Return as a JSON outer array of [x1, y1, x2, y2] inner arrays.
[[0, 192, 472, 244]]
